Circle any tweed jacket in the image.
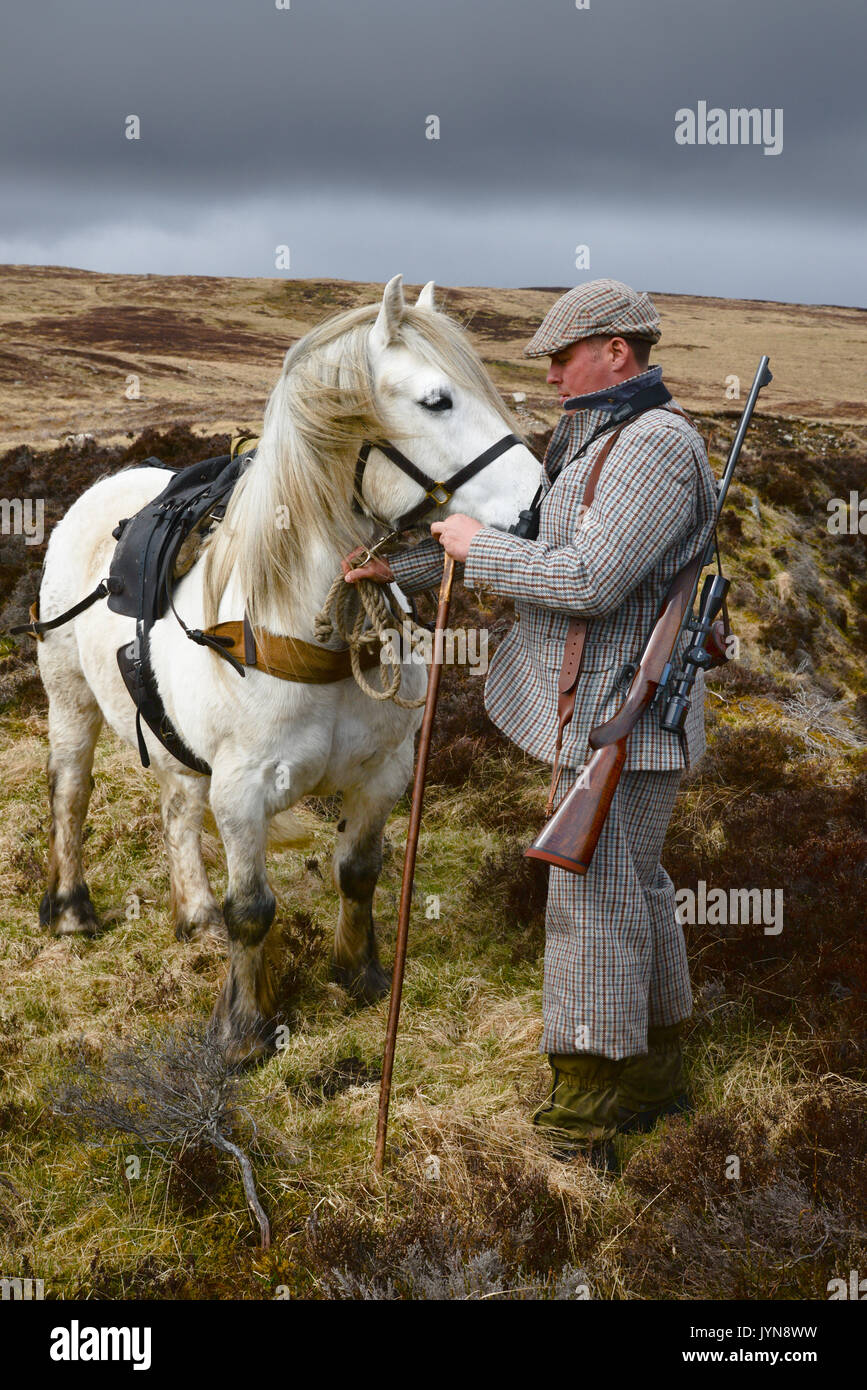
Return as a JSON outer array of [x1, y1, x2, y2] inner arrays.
[[387, 377, 718, 773]]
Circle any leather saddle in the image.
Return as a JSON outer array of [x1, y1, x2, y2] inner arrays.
[[108, 451, 251, 774]]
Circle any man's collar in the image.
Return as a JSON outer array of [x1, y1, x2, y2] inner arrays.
[[561, 364, 663, 414]]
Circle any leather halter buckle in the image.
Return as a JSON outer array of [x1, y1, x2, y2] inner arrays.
[[426, 483, 451, 506]]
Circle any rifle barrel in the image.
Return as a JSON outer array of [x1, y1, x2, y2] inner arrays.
[[676, 356, 772, 652], [715, 355, 773, 523]]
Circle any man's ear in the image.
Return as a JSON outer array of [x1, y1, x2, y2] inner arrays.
[[370, 274, 406, 352], [607, 335, 632, 368]]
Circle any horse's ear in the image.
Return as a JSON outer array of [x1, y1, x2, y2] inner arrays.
[[415, 281, 436, 310], [370, 274, 405, 351]]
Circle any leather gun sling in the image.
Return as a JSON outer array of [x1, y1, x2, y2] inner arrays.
[[545, 425, 625, 816], [545, 406, 695, 818]]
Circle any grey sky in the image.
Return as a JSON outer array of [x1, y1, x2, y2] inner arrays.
[[0, 0, 863, 304]]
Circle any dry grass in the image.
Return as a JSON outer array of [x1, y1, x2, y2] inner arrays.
[[2, 695, 865, 1297], [2, 266, 867, 456]]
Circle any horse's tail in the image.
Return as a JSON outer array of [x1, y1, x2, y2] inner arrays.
[[267, 806, 316, 850]]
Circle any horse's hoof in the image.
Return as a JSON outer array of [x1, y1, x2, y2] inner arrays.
[[176, 914, 227, 948], [208, 1008, 277, 1069], [221, 1030, 276, 1069], [39, 887, 99, 937], [332, 959, 391, 1005]]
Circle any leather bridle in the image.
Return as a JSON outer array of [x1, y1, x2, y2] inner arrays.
[[351, 432, 521, 558]]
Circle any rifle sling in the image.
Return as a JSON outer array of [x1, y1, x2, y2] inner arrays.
[[544, 406, 694, 818]]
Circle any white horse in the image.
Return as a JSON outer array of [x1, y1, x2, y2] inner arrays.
[[35, 275, 541, 1063]]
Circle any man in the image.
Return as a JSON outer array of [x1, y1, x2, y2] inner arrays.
[[345, 279, 717, 1159]]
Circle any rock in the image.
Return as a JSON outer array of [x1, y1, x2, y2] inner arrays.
[[63, 432, 95, 452]]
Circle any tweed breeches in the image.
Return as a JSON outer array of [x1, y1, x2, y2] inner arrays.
[[541, 766, 691, 1060]]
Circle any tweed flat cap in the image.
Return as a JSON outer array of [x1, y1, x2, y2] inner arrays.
[[524, 278, 662, 357]]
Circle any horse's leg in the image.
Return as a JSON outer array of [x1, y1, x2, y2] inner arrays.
[[208, 765, 277, 1065], [332, 748, 414, 1003], [154, 767, 225, 944], [39, 668, 103, 936]]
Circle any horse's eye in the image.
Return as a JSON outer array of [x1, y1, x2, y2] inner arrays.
[[419, 392, 453, 412]]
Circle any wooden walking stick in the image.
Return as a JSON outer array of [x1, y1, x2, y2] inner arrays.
[[374, 554, 456, 1173]]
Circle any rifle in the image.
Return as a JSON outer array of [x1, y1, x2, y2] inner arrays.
[[525, 356, 773, 875]]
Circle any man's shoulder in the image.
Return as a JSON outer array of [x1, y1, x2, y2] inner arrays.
[[616, 401, 709, 471], [624, 400, 702, 441]]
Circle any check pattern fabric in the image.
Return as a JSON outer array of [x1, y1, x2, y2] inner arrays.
[[523, 278, 662, 357], [542, 764, 692, 1057], [388, 397, 719, 773]]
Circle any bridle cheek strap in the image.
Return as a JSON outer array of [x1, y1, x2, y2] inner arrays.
[[353, 432, 522, 533]]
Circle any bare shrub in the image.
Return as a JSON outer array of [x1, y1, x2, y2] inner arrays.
[[783, 688, 863, 749], [51, 1023, 271, 1248], [321, 1234, 589, 1300]]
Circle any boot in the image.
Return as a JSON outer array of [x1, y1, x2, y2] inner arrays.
[[532, 1053, 626, 1163], [613, 1023, 691, 1134]]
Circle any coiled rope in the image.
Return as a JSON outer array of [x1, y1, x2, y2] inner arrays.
[[314, 574, 430, 707]]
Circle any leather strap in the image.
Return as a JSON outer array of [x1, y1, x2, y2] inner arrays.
[[544, 424, 625, 816], [354, 432, 521, 533], [206, 617, 384, 684], [544, 404, 698, 815], [9, 578, 121, 641]]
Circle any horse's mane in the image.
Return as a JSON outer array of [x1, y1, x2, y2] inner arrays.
[[201, 301, 517, 636]]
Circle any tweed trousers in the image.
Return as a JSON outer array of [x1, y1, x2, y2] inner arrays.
[[542, 763, 691, 1060]]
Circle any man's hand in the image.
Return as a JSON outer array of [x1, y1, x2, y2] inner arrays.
[[342, 547, 395, 585], [430, 513, 484, 562]]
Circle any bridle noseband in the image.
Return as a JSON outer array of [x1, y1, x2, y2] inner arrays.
[[351, 432, 521, 555]]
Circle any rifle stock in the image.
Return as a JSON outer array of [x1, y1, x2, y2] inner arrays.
[[525, 738, 626, 872]]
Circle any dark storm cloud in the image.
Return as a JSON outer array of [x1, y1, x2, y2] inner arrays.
[[0, 0, 862, 302]]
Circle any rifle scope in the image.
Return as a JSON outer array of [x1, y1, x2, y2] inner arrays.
[[656, 355, 772, 737], [660, 572, 730, 733]]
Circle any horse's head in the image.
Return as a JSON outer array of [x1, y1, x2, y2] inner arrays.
[[205, 278, 544, 636], [362, 275, 541, 532]]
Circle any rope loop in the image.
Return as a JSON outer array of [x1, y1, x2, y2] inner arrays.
[[314, 575, 430, 708]]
